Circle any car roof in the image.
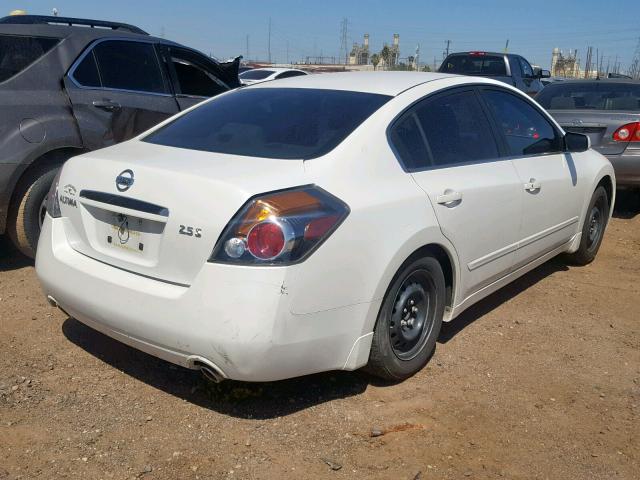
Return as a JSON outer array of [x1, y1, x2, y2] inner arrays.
[[0, 14, 172, 44], [249, 71, 460, 96], [249, 67, 306, 73], [543, 78, 640, 86]]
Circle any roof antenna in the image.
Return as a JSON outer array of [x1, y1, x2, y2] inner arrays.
[[52, 8, 59, 16]]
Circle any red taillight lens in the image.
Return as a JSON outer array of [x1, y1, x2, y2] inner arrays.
[[613, 122, 640, 142], [210, 186, 349, 265], [247, 221, 286, 260]]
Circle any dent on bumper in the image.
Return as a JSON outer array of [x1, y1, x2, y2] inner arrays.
[[35, 218, 374, 381]]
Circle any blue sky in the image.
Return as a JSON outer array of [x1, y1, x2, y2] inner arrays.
[[10, 1, 640, 70]]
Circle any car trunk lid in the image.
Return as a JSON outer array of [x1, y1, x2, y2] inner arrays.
[[57, 140, 307, 285], [549, 110, 640, 155]]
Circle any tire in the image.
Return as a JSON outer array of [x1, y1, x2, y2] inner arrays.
[[7, 165, 61, 259], [567, 186, 609, 266], [366, 255, 446, 381]]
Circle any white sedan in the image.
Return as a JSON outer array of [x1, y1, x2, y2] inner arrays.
[[36, 72, 614, 383], [239, 67, 308, 85]]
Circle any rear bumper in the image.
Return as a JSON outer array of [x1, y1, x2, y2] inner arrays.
[[605, 151, 640, 187], [35, 217, 375, 381]]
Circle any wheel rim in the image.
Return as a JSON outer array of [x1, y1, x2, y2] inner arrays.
[[586, 204, 603, 250], [389, 269, 436, 361]]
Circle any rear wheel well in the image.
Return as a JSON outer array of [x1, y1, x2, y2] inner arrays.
[[596, 175, 613, 207], [406, 244, 455, 310], [10, 148, 85, 207]]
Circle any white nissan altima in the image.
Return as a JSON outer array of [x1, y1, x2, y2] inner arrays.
[[36, 72, 614, 383]]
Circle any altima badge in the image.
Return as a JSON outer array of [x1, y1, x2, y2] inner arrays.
[[116, 169, 134, 192]]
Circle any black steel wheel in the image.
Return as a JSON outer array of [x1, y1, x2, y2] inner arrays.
[[567, 186, 609, 266], [367, 255, 445, 381]]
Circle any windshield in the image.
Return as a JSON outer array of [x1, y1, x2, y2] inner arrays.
[[440, 54, 507, 76], [144, 88, 391, 159], [239, 69, 275, 80], [537, 82, 640, 111]]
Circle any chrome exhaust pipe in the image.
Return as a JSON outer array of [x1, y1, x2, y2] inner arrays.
[[187, 356, 226, 383], [198, 365, 224, 383]]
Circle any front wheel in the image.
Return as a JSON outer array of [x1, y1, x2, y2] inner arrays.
[[567, 186, 609, 266], [366, 255, 445, 381]]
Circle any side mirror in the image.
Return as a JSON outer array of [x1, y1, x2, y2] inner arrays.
[[564, 132, 590, 152], [540, 69, 551, 78]]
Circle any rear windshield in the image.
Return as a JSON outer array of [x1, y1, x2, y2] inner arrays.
[[144, 88, 391, 159], [536, 82, 640, 111], [240, 69, 274, 80], [0, 34, 59, 82], [440, 54, 507, 76]]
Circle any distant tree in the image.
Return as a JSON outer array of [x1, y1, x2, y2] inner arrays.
[[380, 45, 391, 70], [422, 65, 432, 72], [371, 53, 380, 70]]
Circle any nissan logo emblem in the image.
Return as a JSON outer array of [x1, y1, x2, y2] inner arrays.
[[116, 169, 134, 192]]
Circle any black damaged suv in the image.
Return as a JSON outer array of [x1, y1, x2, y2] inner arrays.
[[0, 15, 240, 257]]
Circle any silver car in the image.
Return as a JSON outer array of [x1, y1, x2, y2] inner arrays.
[[536, 79, 640, 188]]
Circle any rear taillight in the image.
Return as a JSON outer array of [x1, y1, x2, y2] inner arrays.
[[613, 122, 640, 142], [209, 186, 349, 265], [45, 169, 63, 218]]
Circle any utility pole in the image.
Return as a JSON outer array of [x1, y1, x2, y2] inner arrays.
[[245, 34, 249, 61], [444, 39, 451, 59], [286, 40, 290, 65], [584, 46, 592, 79], [268, 17, 272, 64]]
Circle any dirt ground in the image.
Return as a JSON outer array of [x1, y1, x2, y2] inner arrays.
[[1, 192, 639, 480]]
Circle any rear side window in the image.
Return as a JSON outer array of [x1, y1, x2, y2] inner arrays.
[[440, 55, 507, 76], [536, 82, 640, 111], [389, 114, 430, 170], [482, 89, 562, 156], [144, 88, 391, 159], [415, 90, 499, 167], [92, 41, 164, 93], [0, 34, 59, 82]]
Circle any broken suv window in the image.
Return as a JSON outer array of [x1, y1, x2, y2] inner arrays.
[[0, 34, 59, 82]]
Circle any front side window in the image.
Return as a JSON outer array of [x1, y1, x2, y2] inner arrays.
[[519, 57, 534, 78], [415, 90, 499, 167], [144, 88, 391, 159], [0, 34, 59, 82], [482, 89, 562, 156], [91, 40, 164, 93], [171, 56, 227, 97]]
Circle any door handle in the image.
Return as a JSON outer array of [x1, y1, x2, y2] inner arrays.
[[92, 100, 121, 112], [436, 190, 463, 206], [524, 178, 541, 192]]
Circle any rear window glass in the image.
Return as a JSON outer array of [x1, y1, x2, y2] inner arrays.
[[536, 82, 640, 111], [440, 55, 507, 76], [144, 88, 391, 159], [0, 34, 59, 82], [240, 69, 274, 80]]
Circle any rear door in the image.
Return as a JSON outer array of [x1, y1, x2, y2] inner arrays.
[[480, 87, 581, 268], [64, 39, 180, 150], [391, 88, 523, 301], [160, 46, 230, 110]]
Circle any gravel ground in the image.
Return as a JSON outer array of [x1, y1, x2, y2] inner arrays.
[[1, 192, 639, 480]]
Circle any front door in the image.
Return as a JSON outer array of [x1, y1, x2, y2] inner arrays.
[[64, 39, 179, 150], [480, 87, 582, 268]]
